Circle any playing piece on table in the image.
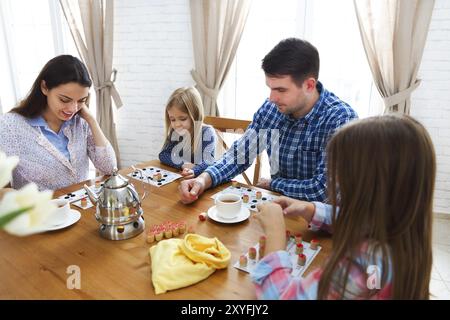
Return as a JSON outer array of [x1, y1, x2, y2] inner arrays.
[[57, 183, 103, 209], [127, 166, 182, 187], [211, 184, 279, 212], [233, 236, 321, 278]]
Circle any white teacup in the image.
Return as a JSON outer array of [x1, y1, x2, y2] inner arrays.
[[215, 193, 242, 219], [44, 199, 71, 226]]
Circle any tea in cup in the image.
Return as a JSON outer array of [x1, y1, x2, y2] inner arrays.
[[215, 193, 242, 219]]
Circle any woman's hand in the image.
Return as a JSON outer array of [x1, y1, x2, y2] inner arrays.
[[273, 196, 316, 223], [77, 104, 95, 123], [254, 202, 286, 255]]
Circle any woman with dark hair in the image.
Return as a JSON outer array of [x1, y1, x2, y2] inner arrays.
[[0, 55, 116, 190]]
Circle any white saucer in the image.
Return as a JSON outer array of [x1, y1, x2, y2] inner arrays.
[[207, 205, 250, 224], [39, 209, 81, 232]]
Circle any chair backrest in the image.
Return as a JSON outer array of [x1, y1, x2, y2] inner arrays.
[[204, 116, 261, 186]]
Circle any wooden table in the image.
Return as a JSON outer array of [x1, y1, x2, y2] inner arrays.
[[0, 160, 331, 299]]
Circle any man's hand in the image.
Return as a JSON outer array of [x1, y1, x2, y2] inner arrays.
[[256, 177, 272, 190], [178, 173, 212, 204], [273, 196, 316, 223]]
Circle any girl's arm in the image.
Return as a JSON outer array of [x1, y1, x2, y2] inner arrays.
[[191, 126, 216, 177], [159, 141, 184, 170]]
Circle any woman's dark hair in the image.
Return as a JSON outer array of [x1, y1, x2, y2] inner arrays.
[[10, 55, 92, 118], [262, 38, 320, 86]]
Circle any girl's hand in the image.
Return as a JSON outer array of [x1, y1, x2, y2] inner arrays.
[[181, 163, 195, 170], [254, 202, 286, 254], [273, 196, 316, 223], [181, 168, 195, 179]]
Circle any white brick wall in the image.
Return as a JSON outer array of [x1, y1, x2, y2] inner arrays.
[[114, 0, 450, 214], [411, 0, 450, 214], [114, 0, 194, 167]]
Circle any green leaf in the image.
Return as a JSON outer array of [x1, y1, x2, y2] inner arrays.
[[0, 206, 33, 228]]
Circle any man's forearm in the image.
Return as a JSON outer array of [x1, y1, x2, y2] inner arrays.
[[197, 172, 213, 190]]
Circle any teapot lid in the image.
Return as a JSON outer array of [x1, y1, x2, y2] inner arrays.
[[103, 168, 128, 189]]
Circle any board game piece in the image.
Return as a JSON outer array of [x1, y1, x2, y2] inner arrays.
[[295, 233, 303, 244], [256, 191, 262, 199], [164, 228, 173, 239], [80, 197, 87, 207], [231, 180, 239, 188], [310, 239, 319, 250], [155, 231, 163, 241], [178, 222, 186, 234], [233, 238, 321, 278], [211, 185, 279, 212], [239, 255, 247, 268], [295, 243, 304, 254], [258, 245, 265, 258], [147, 232, 155, 244], [259, 235, 266, 247], [297, 254, 306, 266], [198, 212, 207, 221], [248, 247, 257, 260], [127, 166, 182, 187]]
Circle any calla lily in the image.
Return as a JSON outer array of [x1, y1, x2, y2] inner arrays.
[[0, 151, 19, 188], [0, 184, 56, 236]]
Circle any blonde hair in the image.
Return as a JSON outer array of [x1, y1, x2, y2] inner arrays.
[[162, 86, 205, 156], [318, 114, 435, 299]]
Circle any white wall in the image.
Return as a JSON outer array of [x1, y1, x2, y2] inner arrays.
[[114, 0, 194, 167], [114, 0, 450, 214], [411, 0, 450, 214]]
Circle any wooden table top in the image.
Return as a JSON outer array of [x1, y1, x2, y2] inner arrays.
[[0, 160, 331, 299]]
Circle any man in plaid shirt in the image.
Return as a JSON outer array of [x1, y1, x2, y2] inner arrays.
[[179, 38, 357, 203]]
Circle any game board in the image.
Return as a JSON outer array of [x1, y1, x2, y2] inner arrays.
[[127, 166, 182, 187], [233, 237, 321, 277], [211, 185, 278, 211], [57, 184, 103, 210]]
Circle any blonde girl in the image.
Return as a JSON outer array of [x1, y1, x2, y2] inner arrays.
[[252, 114, 435, 299], [159, 87, 216, 178]]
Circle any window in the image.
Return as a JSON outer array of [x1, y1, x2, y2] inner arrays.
[[0, 0, 78, 113], [218, 0, 383, 120]]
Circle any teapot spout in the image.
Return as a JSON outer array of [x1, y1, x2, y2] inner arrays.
[[84, 184, 98, 204]]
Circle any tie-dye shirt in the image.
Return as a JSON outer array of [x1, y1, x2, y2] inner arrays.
[[250, 202, 392, 299]]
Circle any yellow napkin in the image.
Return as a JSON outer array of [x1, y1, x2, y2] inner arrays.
[[149, 233, 231, 294]]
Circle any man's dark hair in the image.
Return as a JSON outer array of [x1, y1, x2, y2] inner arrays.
[[262, 38, 320, 86]]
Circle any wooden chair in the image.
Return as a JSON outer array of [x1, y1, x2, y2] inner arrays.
[[204, 116, 261, 186]]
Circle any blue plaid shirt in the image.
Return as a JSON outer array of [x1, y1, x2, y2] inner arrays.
[[204, 82, 358, 201]]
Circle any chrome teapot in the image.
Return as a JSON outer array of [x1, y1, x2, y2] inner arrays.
[[84, 168, 146, 240]]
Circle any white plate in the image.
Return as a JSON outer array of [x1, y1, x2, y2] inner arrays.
[[44, 209, 81, 231], [207, 205, 250, 224]]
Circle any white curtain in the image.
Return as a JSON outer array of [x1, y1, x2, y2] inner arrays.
[[59, 0, 122, 166], [190, 0, 252, 116], [354, 0, 435, 114]]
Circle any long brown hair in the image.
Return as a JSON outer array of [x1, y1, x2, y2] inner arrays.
[[162, 86, 204, 155], [10, 55, 91, 118], [318, 114, 435, 299]]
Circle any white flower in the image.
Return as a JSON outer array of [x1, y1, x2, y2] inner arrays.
[[0, 184, 57, 236], [0, 151, 19, 188]]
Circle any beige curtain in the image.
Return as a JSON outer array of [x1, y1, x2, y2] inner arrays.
[[190, 0, 252, 116], [59, 0, 122, 167], [354, 0, 435, 114]]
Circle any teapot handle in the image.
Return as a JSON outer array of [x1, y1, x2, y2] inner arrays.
[[131, 165, 147, 201]]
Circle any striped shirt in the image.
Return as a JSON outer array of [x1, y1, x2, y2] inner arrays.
[[204, 82, 357, 201], [250, 202, 393, 300]]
